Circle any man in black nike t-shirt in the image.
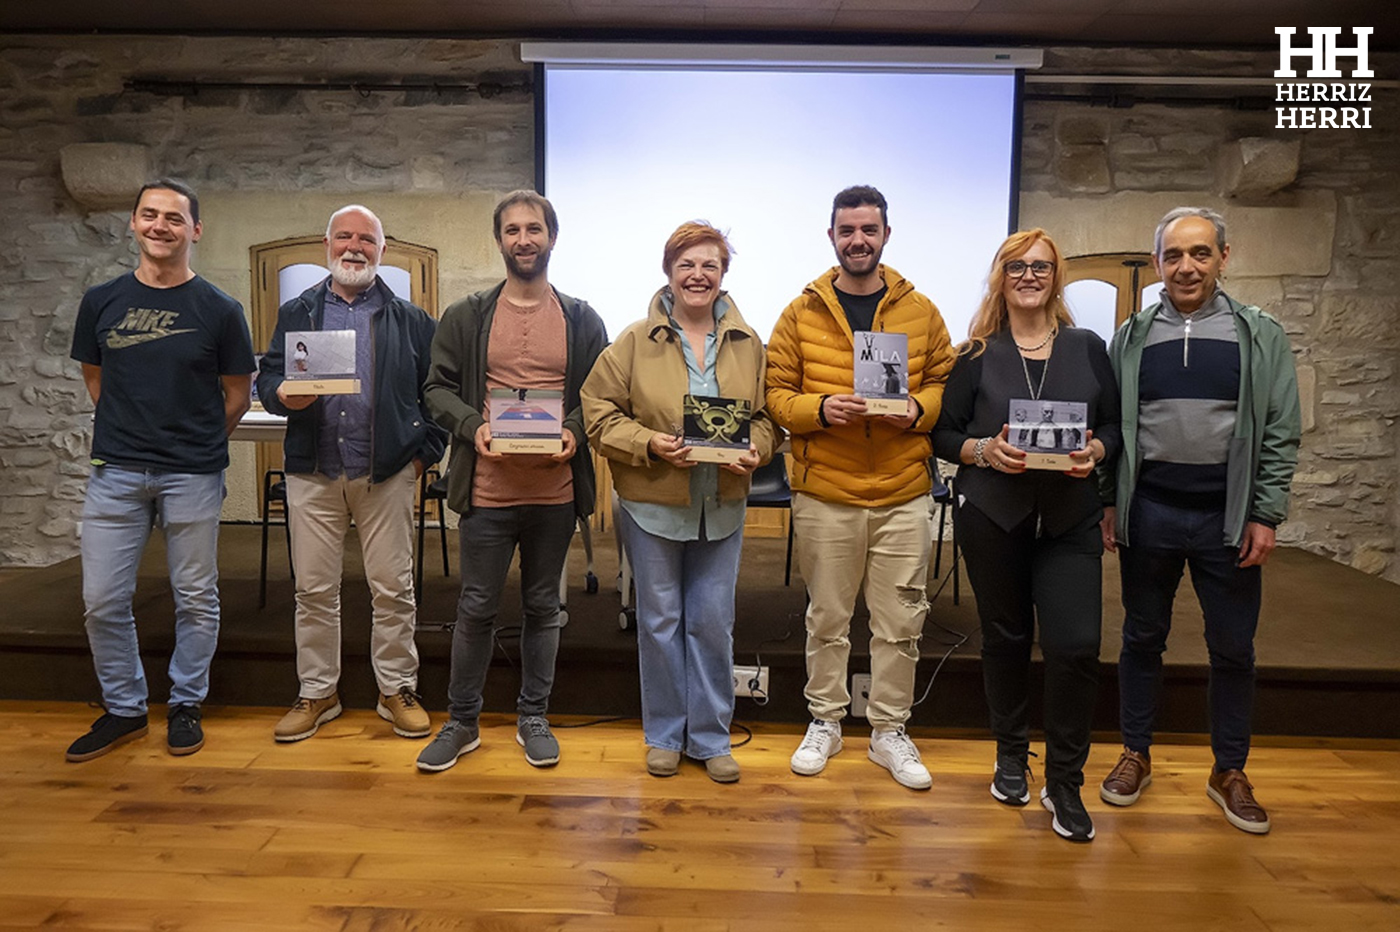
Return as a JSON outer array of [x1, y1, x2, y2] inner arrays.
[[66, 178, 256, 762]]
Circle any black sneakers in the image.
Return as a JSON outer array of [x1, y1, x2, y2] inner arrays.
[[1041, 781, 1095, 842], [991, 753, 1031, 806], [65, 712, 149, 762], [167, 703, 204, 756]]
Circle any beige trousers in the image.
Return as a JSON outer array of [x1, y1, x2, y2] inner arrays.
[[792, 491, 933, 729], [287, 465, 419, 698]]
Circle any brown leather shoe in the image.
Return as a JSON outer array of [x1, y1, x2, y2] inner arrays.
[[377, 687, 431, 739], [1207, 769, 1271, 834], [1099, 747, 1152, 806]]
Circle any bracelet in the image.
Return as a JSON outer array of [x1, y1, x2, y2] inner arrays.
[[973, 436, 993, 468]]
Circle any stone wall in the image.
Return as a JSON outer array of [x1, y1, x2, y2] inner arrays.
[[0, 36, 1396, 583], [1021, 46, 1400, 582], [0, 36, 534, 562]]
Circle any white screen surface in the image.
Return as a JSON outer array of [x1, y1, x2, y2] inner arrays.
[[542, 66, 1017, 346]]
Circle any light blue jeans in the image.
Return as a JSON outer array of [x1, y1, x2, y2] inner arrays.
[[618, 507, 744, 760], [80, 465, 226, 717]]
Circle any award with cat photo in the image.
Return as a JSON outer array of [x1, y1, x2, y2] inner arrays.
[[682, 394, 752, 464], [853, 330, 909, 416], [282, 330, 360, 395], [489, 388, 564, 454], [1009, 398, 1089, 470]]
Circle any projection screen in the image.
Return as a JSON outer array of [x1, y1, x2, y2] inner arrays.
[[528, 44, 1036, 346]]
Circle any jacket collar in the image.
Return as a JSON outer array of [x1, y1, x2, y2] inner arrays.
[[1130, 289, 1259, 344], [803, 263, 914, 323], [644, 287, 753, 343]]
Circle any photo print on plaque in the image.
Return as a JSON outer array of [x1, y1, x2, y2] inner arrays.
[[489, 388, 564, 454], [682, 394, 752, 464], [1009, 398, 1088, 470], [283, 330, 360, 395], [853, 330, 909, 415]]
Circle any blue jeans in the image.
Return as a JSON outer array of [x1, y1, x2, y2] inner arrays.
[[80, 465, 226, 717], [618, 507, 744, 760], [1117, 494, 1261, 772], [447, 504, 576, 723]]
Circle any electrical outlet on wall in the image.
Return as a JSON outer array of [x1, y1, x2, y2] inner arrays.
[[851, 673, 872, 719], [733, 664, 769, 698]]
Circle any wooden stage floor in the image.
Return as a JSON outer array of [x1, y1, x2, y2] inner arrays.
[[1, 702, 1397, 932], [1, 524, 1397, 739]]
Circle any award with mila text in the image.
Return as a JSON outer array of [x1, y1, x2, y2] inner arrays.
[[853, 330, 909, 416]]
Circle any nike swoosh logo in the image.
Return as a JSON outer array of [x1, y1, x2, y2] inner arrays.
[[105, 328, 198, 349]]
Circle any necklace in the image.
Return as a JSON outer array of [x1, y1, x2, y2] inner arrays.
[[1014, 328, 1055, 352], [1018, 340, 1051, 400]]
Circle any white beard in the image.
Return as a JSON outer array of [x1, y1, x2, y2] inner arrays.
[[330, 252, 378, 289]]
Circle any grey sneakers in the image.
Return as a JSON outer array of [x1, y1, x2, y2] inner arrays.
[[415, 719, 481, 773], [516, 715, 561, 767]]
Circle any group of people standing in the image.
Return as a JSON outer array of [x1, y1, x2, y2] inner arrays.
[[63, 179, 1300, 844]]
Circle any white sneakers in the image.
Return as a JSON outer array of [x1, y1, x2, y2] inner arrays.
[[868, 726, 932, 790], [791, 720, 932, 790], [791, 719, 844, 775]]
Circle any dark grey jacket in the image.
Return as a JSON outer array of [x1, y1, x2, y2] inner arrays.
[[256, 278, 448, 483]]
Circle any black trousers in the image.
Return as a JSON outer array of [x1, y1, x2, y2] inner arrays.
[[956, 500, 1103, 787]]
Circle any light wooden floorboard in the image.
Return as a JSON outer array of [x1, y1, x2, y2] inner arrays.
[[1, 700, 1397, 931]]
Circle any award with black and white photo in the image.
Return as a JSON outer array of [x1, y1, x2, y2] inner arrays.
[[682, 394, 752, 464], [1010, 398, 1088, 470], [282, 330, 360, 395], [489, 388, 564, 454], [853, 330, 909, 416]]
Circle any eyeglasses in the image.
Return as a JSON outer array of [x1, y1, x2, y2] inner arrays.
[[1004, 260, 1055, 279]]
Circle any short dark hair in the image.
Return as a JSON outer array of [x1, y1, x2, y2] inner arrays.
[[830, 185, 888, 228], [133, 178, 200, 225], [493, 190, 558, 242]]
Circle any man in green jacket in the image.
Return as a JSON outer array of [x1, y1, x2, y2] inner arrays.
[[416, 191, 606, 774], [1097, 207, 1301, 835]]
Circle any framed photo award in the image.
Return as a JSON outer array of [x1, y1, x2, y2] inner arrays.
[[853, 330, 909, 416], [489, 388, 564, 454], [1010, 398, 1088, 470], [282, 330, 360, 395], [682, 394, 752, 464]]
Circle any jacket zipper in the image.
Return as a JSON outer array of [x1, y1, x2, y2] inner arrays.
[[1182, 316, 1192, 368], [367, 311, 377, 484]]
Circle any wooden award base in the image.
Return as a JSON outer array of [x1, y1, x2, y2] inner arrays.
[[282, 379, 361, 395]]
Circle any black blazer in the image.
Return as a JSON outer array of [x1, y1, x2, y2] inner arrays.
[[932, 327, 1120, 536]]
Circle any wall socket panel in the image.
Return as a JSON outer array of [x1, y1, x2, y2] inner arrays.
[[733, 664, 770, 698], [850, 673, 872, 719]]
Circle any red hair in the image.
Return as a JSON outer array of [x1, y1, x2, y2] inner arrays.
[[662, 221, 733, 276]]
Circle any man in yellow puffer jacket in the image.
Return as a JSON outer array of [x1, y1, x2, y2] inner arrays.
[[766, 185, 955, 790]]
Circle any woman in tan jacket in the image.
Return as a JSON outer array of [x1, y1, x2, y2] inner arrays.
[[582, 222, 778, 783]]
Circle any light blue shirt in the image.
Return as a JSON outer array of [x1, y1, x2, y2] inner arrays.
[[620, 293, 747, 543]]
